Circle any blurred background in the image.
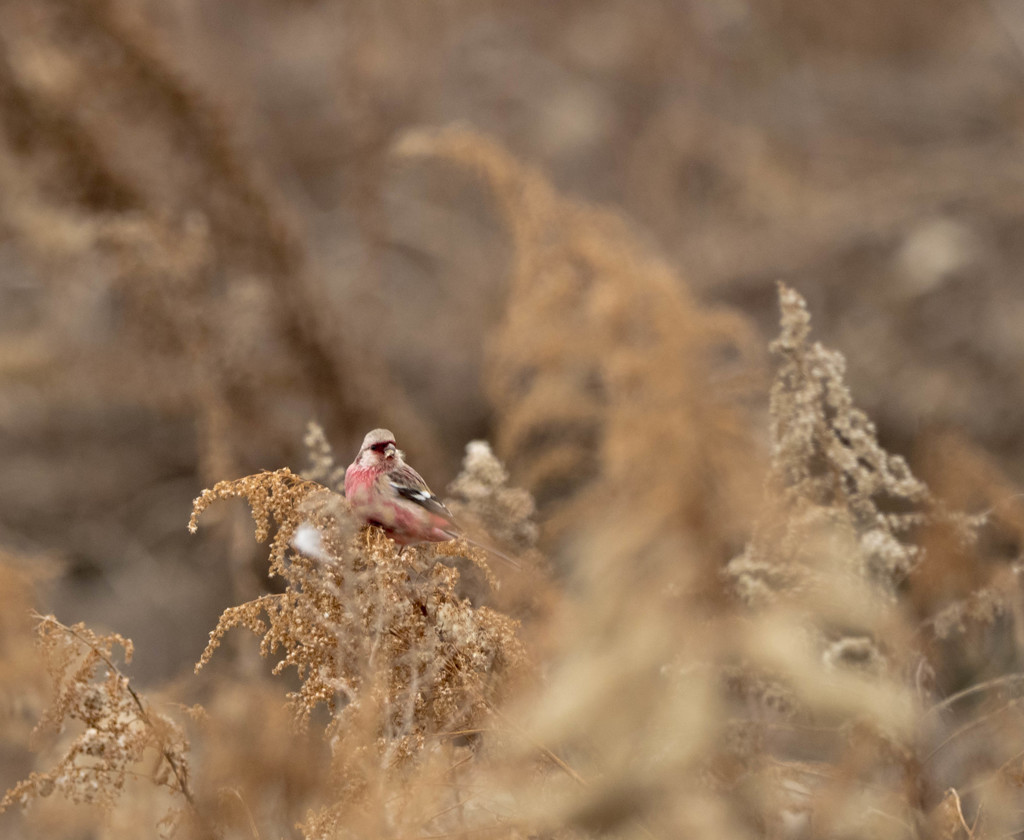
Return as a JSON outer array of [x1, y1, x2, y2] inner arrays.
[[2, 0, 1024, 687]]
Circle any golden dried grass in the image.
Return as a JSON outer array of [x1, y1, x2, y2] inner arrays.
[[396, 126, 765, 585], [2, 12, 1024, 833], [6, 275, 1024, 840]]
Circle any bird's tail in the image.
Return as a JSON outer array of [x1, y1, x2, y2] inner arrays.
[[443, 530, 522, 570]]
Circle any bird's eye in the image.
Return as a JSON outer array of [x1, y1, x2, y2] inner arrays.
[[370, 441, 394, 453]]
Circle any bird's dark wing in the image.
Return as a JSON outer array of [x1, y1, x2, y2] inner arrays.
[[391, 482, 456, 524], [386, 461, 457, 525]]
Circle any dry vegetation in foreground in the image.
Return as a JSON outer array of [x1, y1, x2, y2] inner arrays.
[[3, 280, 1024, 839]]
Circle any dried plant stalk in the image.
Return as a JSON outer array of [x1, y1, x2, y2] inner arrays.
[[0, 616, 193, 824]]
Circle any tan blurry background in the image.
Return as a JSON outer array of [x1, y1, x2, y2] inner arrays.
[[2, 0, 1024, 688]]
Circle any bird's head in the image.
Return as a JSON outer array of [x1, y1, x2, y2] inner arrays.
[[357, 428, 401, 466]]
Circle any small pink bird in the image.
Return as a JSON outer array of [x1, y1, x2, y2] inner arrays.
[[344, 429, 461, 546], [343, 429, 521, 568]]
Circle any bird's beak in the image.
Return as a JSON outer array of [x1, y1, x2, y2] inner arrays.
[[384, 443, 397, 459]]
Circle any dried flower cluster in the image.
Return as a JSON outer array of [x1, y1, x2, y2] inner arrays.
[[0, 617, 193, 822], [445, 439, 539, 552], [708, 285, 1024, 839], [302, 422, 347, 491], [728, 283, 982, 606], [189, 464, 525, 758], [186, 442, 529, 838]]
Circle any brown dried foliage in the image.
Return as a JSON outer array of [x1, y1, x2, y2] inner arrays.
[[5, 442, 529, 838], [7, 265, 1024, 839], [712, 287, 1024, 840], [0, 616, 193, 824], [4, 12, 1024, 831], [729, 283, 983, 605], [184, 448, 528, 839], [396, 126, 765, 579], [189, 467, 524, 744]]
